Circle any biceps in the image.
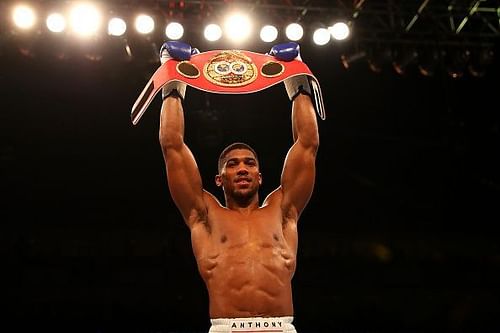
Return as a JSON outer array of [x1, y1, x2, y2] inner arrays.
[[281, 143, 316, 215], [164, 145, 205, 223]]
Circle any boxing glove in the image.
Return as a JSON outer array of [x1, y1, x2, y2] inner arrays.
[[159, 41, 200, 100], [268, 42, 312, 101], [268, 42, 301, 61]]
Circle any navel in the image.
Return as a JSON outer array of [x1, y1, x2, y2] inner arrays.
[[220, 235, 227, 243], [273, 233, 279, 241]]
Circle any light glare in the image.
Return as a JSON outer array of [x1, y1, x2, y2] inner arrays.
[[46, 13, 66, 33], [285, 23, 303, 41], [204, 23, 222, 41], [329, 22, 350, 40], [13, 5, 36, 30], [108, 17, 126, 36], [224, 13, 252, 43], [260, 25, 278, 43], [313, 28, 330, 46], [135, 14, 154, 34], [70, 3, 101, 37], [165, 22, 184, 40]]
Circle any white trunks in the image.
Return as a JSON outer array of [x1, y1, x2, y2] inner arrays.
[[209, 316, 297, 333]]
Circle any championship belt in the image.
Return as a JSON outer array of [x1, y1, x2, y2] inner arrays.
[[131, 49, 326, 125]]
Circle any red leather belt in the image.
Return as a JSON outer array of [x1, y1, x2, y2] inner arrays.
[[131, 49, 325, 125]]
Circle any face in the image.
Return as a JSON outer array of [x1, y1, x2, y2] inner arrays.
[[215, 148, 262, 200]]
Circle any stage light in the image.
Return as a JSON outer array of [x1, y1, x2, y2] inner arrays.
[[417, 48, 441, 77], [260, 25, 278, 43], [108, 17, 127, 36], [340, 50, 367, 69], [165, 22, 184, 40], [392, 47, 419, 75], [312, 28, 330, 46], [135, 14, 154, 34], [468, 48, 494, 78], [446, 48, 470, 79], [12, 5, 36, 30], [204, 23, 222, 42], [70, 3, 102, 37], [46, 13, 66, 33], [224, 13, 252, 43], [329, 22, 350, 41], [285, 23, 303, 41], [367, 46, 393, 73]]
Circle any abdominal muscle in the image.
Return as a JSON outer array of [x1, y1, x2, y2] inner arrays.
[[195, 236, 296, 319]]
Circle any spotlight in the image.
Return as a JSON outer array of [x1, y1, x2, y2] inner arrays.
[[468, 48, 495, 78], [135, 14, 154, 34], [392, 47, 418, 75], [285, 23, 303, 41], [46, 13, 66, 33], [417, 48, 442, 77], [224, 12, 252, 43], [107, 37, 133, 63], [329, 22, 350, 41], [312, 28, 330, 46], [260, 25, 278, 43], [108, 17, 127, 37], [446, 48, 470, 79], [340, 50, 367, 69], [367, 46, 393, 73], [70, 3, 102, 37], [12, 5, 37, 30], [165, 22, 184, 40], [204, 23, 222, 42]]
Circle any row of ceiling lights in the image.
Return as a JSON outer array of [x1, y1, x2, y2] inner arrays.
[[9, 3, 351, 45]]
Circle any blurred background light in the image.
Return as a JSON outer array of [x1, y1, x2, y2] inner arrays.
[[204, 23, 222, 42], [12, 5, 36, 30], [108, 17, 127, 37], [285, 23, 303, 41], [313, 27, 330, 46], [329, 22, 350, 41], [70, 3, 102, 37], [165, 22, 184, 40], [260, 25, 278, 43], [46, 13, 66, 33], [224, 12, 252, 43], [135, 14, 154, 34]]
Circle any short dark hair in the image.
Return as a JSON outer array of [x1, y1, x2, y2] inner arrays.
[[218, 142, 259, 173]]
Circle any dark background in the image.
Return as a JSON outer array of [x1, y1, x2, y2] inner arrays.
[[1, 1, 500, 332]]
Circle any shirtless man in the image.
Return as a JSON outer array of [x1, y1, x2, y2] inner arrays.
[[158, 41, 320, 333]]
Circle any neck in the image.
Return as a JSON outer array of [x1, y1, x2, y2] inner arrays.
[[225, 194, 260, 213]]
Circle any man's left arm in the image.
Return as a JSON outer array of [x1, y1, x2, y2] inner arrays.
[[280, 91, 320, 220]]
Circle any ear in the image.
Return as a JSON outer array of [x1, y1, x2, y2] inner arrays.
[[258, 173, 262, 185], [215, 174, 223, 187]]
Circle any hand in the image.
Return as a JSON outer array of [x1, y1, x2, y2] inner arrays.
[[159, 41, 200, 100], [160, 40, 200, 64], [268, 42, 311, 101], [267, 42, 301, 62]]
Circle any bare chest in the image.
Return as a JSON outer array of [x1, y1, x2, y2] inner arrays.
[[209, 207, 287, 247]]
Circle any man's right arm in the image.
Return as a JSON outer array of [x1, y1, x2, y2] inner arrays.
[[159, 95, 207, 229]]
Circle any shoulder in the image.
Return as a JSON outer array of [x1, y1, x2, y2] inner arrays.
[[202, 190, 222, 207], [262, 187, 295, 217], [263, 186, 299, 224], [262, 186, 283, 207], [187, 190, 221, 228]]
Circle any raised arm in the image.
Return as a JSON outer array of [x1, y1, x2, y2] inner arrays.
[[158, 41, 207, 229], [266, 42, 320, 220], [159, 95, 206, 228], [280, 91, 319, 219]]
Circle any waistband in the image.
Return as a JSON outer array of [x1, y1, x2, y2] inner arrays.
[[209, 316, 296, 333]]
